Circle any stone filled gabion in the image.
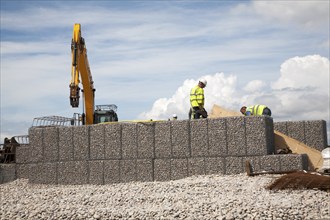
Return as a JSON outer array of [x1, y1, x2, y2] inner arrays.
[[1, 174, 329, 220], [12, 118, 327, 186], [274, 120, 328, 151]]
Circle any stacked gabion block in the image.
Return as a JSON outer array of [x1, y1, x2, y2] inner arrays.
[[274, 120, 328, 151], [0, 164, 16, 184], [13, 116, 316, 185]]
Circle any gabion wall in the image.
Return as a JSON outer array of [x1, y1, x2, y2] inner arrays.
[[7, 117, 324, 185], [0, 164, 16, 184], [274, 120, 328, 152]]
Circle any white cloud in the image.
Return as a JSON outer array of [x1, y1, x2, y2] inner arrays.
[[138, 78, 195, 120], [140, 55, 329, 141], [236, 55, 329, 122], [243, 80, 266, 93], [253, 1, 329, 30], [139, 73, 240, 120], [269, 55, 329, 121], [272, 55, 329, 93]]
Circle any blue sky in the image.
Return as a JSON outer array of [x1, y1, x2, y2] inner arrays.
[[1, 0, 329, 142]]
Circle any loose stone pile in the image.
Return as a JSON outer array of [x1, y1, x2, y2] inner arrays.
[[0, 174, 329, 220]]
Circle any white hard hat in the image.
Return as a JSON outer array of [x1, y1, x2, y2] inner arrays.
[[199, 79, 207, 86], [173, 114, 177, 118]]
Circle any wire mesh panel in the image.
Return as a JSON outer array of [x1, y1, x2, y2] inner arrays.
[[32, 115, 82, 127]]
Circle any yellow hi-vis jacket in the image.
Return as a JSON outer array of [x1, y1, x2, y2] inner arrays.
[[190, 85, 204, 109], [246, 105, 267, 116]]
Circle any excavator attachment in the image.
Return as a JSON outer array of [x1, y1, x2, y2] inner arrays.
[[69, 84, 80, 108], [69, 33, 82, 108]]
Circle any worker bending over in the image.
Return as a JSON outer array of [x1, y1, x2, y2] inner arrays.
[[240, 105, 272, 116], [189, 79, 208, 119]]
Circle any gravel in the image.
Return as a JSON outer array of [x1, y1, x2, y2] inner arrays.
[[0, 174, 329, 220]]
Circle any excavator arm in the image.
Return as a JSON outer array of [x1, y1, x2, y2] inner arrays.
[[69, 23, 95, 125]]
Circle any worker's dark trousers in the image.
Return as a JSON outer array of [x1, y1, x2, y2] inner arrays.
[[262, 108, 272, 116], [189, 107, 207, 119], [188, 108, 193, 119], [189, 108, 200, 119]]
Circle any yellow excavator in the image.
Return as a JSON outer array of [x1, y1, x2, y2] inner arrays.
[[1, 24, 119, 163], [69, 23, 118, 125]]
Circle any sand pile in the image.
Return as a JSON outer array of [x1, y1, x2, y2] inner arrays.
[[208, 105, 241, 118]]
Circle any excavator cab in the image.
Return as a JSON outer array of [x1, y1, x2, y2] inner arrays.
[[94, 105, 118, 124]]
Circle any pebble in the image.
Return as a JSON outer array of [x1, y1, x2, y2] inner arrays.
[[0, 174, 329, 219]]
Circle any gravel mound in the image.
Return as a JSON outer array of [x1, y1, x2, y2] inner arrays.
[[1, 174, 329, 219]]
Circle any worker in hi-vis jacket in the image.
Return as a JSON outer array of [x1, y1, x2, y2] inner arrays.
[[240, 105, 272, 116], [189, 79, 208, 119]]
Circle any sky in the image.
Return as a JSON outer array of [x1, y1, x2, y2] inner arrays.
[[1, 0, 329, 144]]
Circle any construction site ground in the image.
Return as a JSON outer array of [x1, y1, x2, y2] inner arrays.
[[0, 104, 329, 219]]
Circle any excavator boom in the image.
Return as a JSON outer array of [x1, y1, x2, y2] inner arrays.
[[69, 23, 95, 125]]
